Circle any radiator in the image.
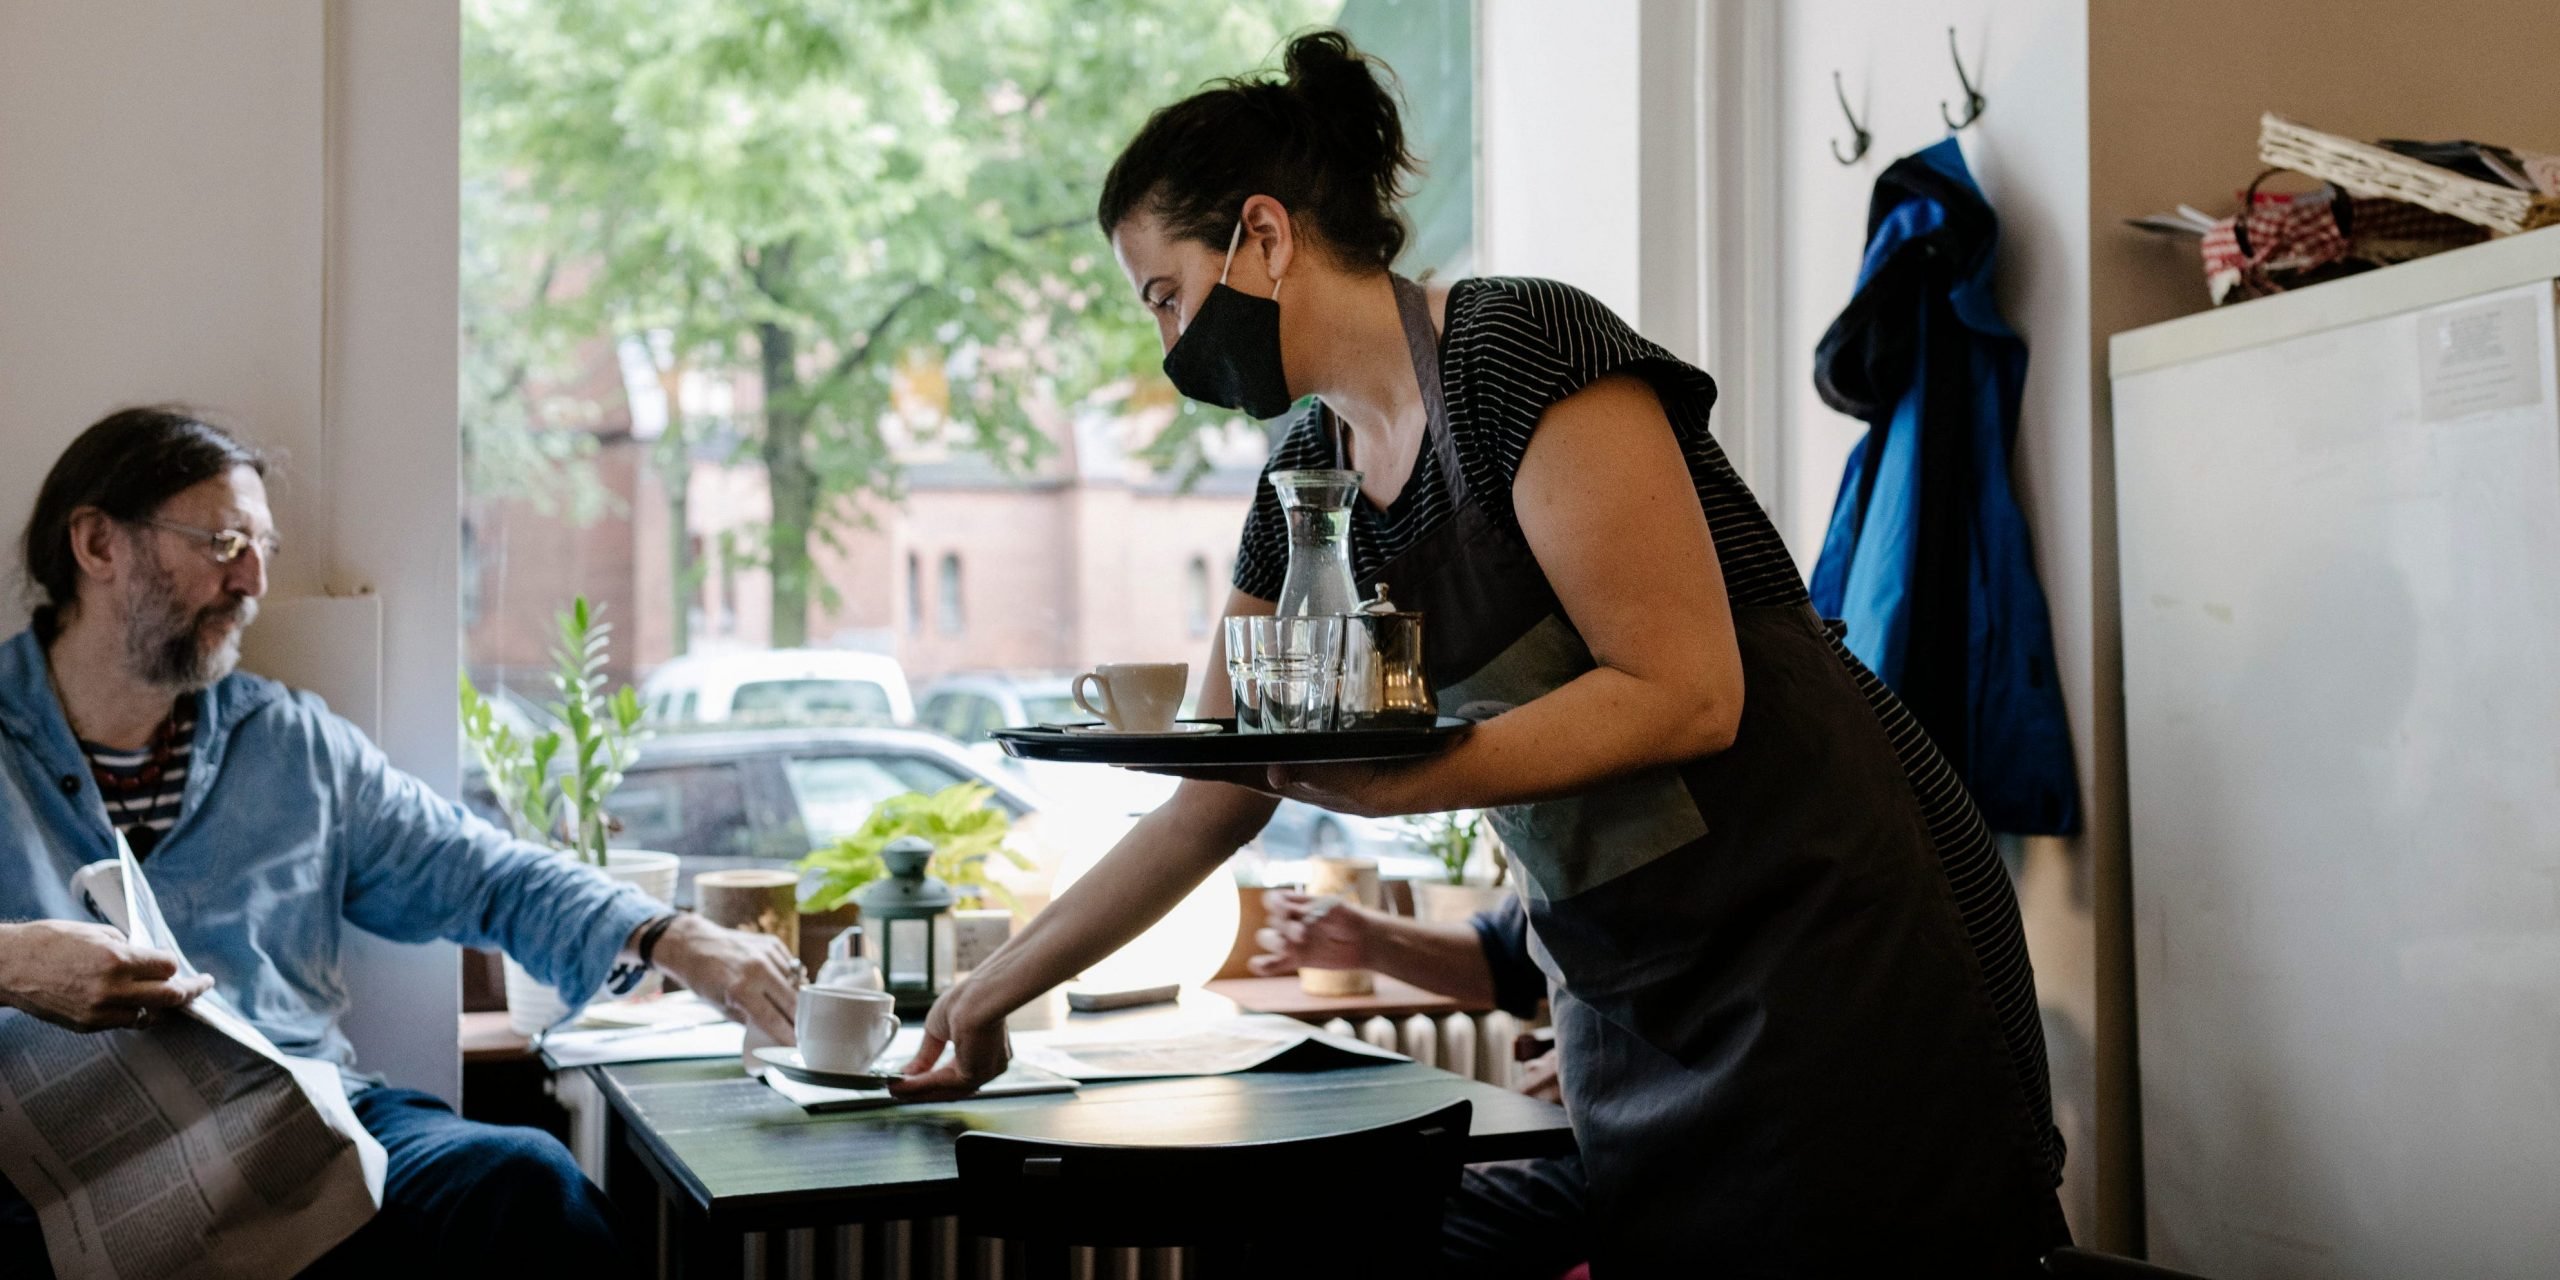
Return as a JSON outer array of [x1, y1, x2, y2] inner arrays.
[[555, 1010, 1532, 1280]]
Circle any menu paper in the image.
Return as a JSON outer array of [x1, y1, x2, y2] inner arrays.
[[0, 836, 384, 1280], [1007, 1013, 1408, 1080]]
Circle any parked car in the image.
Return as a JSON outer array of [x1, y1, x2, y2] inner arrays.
[[639, 649, 915, 729], [460, 726, 1111, 908], [917, 671, 1435, 876]]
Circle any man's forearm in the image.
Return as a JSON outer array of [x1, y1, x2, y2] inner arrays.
[[1356, 911, 1498, 1006]]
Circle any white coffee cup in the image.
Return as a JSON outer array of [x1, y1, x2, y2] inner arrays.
[[1071, 662, 1189, 733], [796, 985, 902, 1074]]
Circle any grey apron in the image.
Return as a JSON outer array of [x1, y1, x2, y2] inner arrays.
[[1356, 277, 2057, 1274]]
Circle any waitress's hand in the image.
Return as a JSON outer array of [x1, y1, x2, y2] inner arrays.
[[1129, 761, 1426, 819], [1261, 759, 1431, 819], [1247, 890, 1374, 975], [888, 981, 1010, 1101]]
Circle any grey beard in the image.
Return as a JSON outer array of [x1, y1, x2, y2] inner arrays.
[[121, 545, 256, 691]]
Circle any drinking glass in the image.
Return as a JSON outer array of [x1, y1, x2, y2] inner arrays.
[[1222, 616, 1263, 733], [1250, 615, 1346, 733]]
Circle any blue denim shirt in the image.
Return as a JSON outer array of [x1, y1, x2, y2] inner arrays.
[[0, 628, 662, 1087]]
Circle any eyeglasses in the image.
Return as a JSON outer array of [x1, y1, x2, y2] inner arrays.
[[127, 516, 279, 566]]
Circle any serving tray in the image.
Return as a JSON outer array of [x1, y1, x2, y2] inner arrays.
[[991, 717, 1469, 767]]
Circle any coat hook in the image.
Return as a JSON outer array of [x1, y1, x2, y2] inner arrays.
[[1829, 71, 1871, 166], [1940, 27, 1985, 130]]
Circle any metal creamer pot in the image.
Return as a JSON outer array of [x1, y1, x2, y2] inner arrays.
[[1336, 583, 1436, 730]]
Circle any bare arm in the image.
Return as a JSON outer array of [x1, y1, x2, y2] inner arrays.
[[893, 590, 1282, 1097], [1247, 891, 1495, 1006], [1264, 374, 1745, 816]]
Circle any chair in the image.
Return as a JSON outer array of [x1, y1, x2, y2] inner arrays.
[[2044, 1246, 2219, 1279], [955, 1099, 1470, 1279]]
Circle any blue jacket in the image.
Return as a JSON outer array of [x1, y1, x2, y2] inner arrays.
[[1809, 139, 2080, 835], [0, 628, 661, 1087]]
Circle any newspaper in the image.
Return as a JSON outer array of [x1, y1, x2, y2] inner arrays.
[[1008, 1013, 1407, 1081], [0, 835, 384, 1280]]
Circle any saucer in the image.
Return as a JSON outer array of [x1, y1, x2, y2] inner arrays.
[[1062, 722, 1223, 737], [752, 1045, 902, 1090]]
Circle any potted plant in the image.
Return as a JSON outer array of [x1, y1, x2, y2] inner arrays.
[[795, 782, 1034, 974], [1404, 810, 1513, 924], [462, 597, 679, 1034]]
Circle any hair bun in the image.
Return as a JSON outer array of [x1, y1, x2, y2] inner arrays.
[[1280, 30, 1413, 210], [1097, 27, 1419, 270]]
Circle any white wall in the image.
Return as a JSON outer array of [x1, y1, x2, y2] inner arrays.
[[1477, 0, 1644, 319], [0, 1, 463, 1103], [1773, 0, 2113, 1242]]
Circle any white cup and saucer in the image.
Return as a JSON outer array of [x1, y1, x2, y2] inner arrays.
[[1067, 662, 1219, 736], [748, 985, 906, 1088]]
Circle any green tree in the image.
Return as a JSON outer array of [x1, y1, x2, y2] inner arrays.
[[464, 0, 1332, 647]]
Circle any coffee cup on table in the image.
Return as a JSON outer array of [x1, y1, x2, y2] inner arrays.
[[1071, 662, 1189, 733], [796, 985, 902, 1075]]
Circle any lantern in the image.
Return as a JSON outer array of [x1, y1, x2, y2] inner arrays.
[[855, 835, 956, 1017]]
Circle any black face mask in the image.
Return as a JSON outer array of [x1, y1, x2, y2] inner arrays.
[[1161, 224, 1295, 420]]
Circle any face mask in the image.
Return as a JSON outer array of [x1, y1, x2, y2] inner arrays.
[[1161, 222, 1295, 420]]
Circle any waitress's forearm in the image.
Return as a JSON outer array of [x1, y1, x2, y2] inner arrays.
[[954, 784, 1271, 1021], [1394, 666, 1735, 813]]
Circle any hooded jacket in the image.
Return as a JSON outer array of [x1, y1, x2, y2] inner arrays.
[[1809, 138, 2080, 836]]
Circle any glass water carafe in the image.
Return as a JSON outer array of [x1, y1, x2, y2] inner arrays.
[[1270, 468, 1363, 618]]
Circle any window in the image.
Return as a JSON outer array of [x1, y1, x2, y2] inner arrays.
[[606, 762, 751, 860], [783, 753, 986, 845], [1184, 555, 1212, 638], [729, 679, 893, 725], [936, 553, 964, 636], [460, 0, 1473, 905], [904, 551, 923, 637]]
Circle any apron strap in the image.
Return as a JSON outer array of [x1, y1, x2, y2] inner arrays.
[[1389, 274, 1473, 512]]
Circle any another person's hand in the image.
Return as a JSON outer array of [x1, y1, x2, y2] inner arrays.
[[890, 981, 1010, 1100], [1515, 1047, 1563, 1104], [648, 914, 799, 1044], [1248, 889, 1373, 975], [0, 919, 214, 1033]]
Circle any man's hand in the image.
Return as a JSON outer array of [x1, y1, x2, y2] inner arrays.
[[645, 914, 799, 1044], [1247, 889, 1373, 975], [0, 920, 214, 1032]]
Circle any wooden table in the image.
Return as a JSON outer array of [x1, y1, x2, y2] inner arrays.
[[592, 1019, 1573, 1276], [1203, 974, 1492, 1023]]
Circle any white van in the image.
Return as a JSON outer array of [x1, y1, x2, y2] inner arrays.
[[639, 649, 916, 728]]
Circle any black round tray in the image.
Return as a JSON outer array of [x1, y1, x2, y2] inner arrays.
[[991, 718, 1469, 767]]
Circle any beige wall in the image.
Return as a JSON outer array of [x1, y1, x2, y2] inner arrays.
[[2079, 0, 2560, 1253]]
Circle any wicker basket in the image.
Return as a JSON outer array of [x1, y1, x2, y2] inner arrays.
[[2259, 114, 2560, 236]]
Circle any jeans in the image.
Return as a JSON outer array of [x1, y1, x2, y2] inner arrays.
[[1440, 1155, 1589, 1280], [2, 1087, 630, 1278]]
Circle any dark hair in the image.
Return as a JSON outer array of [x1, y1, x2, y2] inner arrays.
[[1097, 29, 1420, 270], [21, 406, 268, 635]]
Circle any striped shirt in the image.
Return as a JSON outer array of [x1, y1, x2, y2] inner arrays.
[[1233, 275, 2063, 1181], [81, 698, 196, 859]]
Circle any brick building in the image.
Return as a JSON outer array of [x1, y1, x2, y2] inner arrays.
[[463, 371, 1266, 702]]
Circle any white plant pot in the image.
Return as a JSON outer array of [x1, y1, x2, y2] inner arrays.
[[504, 849, 681, 1036], [1413, 880, 1512, 925]]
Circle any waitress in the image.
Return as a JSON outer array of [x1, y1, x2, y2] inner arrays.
[[895, 30, 2067, 1273]]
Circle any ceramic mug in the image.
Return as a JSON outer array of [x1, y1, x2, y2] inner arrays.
[[1071, 662, 1188, 733], [796, 985, 902, 1074]]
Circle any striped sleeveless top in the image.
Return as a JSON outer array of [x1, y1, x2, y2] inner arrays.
[[1232, 276, 2063, 1181]]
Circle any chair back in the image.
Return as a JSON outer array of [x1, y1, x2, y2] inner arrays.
[[956, 1099, 1470, 1277]]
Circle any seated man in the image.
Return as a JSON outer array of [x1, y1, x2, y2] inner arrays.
[[1251, 887, 1588, 1280], [0, 407, 802, 1275]]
